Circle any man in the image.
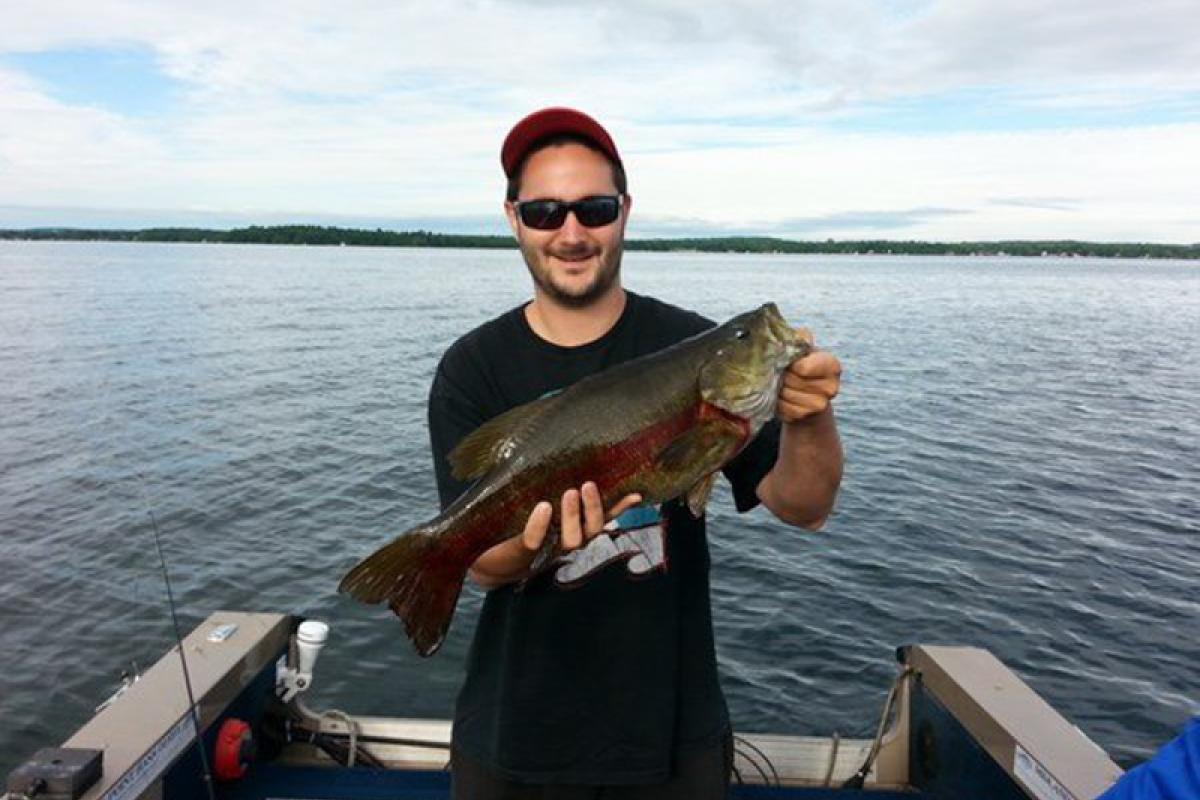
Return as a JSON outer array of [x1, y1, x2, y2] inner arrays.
[[1097, 718, 1200, 800], [428, 107, 844, 798]]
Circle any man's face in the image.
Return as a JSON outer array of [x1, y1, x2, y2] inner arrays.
[[505, 142, 630, 308]]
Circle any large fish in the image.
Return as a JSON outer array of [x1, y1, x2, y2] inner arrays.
[[340, 303, 807, 656]]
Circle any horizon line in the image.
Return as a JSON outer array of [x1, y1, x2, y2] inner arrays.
[[1, 225, 1198, 248]]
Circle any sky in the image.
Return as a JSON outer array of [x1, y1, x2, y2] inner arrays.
[[0, 0, 1197, 242]]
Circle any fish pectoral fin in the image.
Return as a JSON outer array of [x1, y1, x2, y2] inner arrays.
[[449, 394, 557, 481], [654, 419, 744, 475], [686, 473, 719, 518]]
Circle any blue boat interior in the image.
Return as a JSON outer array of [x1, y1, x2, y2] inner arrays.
[[147, 649, 1038, 800], [12, 614, 1119, 800], [213, 765, 929, 800]]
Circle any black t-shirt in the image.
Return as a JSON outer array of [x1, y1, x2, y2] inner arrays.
[[427, 291, 781, 784]]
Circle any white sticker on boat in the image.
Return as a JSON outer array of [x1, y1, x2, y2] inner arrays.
[[1013, 744, 1077, 800], [101, 713, 195, 800], [207, 622, 238, 642]]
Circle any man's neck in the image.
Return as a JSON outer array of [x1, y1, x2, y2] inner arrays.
[[525, 287, 628, 347]]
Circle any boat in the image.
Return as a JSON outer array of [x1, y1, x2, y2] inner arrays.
[[4, 610, 1123, 799]]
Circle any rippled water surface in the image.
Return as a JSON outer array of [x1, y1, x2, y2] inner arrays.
[[0, 241, 1196, 773]]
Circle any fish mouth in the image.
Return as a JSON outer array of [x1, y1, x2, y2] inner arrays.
[[724, 304, 803, 424], [759, 303, 807, 365], [702, 303, 810, 423]]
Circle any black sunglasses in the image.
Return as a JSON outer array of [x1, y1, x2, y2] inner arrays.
[[513, 195, 623, 230]]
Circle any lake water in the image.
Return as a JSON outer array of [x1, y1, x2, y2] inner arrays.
[[0, 241, 1196, 774]]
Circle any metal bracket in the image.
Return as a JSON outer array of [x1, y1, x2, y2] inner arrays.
[[5, 749, 102, 800]]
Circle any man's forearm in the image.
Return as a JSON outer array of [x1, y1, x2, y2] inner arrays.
[[756, 408, 843, 528]]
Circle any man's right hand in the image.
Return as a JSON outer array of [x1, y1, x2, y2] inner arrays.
[[467, 482, 642, 589]]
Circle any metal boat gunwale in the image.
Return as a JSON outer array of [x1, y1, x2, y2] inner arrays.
[[7, 610, 1123, 800]]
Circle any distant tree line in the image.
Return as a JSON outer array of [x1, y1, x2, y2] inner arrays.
[[627, 236, 1200, 259], [1, 225, 1196, 259], [0, 225, 514, 249]]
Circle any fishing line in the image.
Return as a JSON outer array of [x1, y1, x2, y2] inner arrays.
[[733, 743, 771, 785], [136, 469, 218, 800], [734, 734, 781, 786], [73, 292, 218, 790]]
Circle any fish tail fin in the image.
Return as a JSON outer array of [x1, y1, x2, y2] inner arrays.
[[339, 525, 465, 657]]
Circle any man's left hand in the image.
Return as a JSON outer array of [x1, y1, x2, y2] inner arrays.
[[777, 328, 841, 423]]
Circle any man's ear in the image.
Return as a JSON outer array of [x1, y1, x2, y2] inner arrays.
[[504, 201, 521, 239]]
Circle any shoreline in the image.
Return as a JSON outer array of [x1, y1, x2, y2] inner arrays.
[[1, 226, 1196, 260]]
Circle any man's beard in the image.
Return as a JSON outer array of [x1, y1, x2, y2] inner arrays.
[[521, 242, 623, 309]]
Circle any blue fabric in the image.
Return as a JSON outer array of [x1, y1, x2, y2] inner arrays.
[[225, 763, 929, 800], [1099, 719, 1200, 800]]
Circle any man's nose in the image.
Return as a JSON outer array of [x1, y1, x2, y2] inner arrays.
[[556, 209, 587, 241]]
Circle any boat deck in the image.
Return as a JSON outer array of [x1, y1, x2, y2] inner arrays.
[[220, 764, 926, 800], [276, 715, 885, 785], [266, 716, 912, 798]]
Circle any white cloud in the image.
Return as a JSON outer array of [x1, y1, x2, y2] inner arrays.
[[0, 67, 169, 203], [903, 0, 1200, 90], [632, 123, 1200, 241], [0, 0, 1197, 240]]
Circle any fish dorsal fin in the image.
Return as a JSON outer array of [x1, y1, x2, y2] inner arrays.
[[449, 394, 556, 481], [685, 472, 719, 518]]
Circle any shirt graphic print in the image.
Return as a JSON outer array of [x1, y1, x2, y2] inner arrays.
[[553, 505, 668, 585]]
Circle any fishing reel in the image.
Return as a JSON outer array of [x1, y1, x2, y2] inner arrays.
[[275, 619, 329, 703]]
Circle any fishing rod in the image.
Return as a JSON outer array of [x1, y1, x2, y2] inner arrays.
[[136, 469, 219, 800], [135, 469, 380, 772]]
